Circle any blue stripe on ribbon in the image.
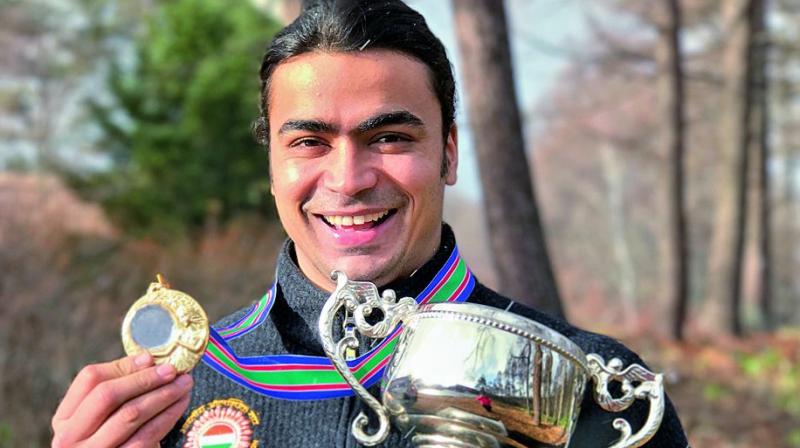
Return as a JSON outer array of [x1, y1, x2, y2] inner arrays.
[[219, 284, 276, 341]]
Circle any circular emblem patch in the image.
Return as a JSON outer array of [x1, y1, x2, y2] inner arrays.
[[182, 398, 260, 448]]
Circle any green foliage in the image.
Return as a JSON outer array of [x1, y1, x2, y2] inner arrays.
[[701, 382, 730, 402], [737, 347, 800, 418], [92, 0, 280, 238], [789, 428, 800, 448], [0, 421, 12, 447], [739, 347, 780, 377]]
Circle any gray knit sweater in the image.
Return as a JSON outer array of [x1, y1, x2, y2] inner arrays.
[[163, 225, 688, 447]]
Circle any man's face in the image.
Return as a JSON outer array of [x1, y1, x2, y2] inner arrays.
[[268, 50, 458, 290]]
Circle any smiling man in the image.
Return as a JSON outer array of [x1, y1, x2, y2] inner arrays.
[[269, 49, 457, 289], [51, 1, 688, 447]]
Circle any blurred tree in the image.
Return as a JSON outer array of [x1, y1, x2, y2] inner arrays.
[[751, 0, 774, 330], [452, 0, 564, 317], [0, 0, 88, 171], [533, 1, 683, 332], [656, 0, 690, 340], [771, 0, 800, 326], [707, 0, 759, 336], [90, 0, 280, 238], [528, 0, 776, 334], [535, 0, 800, 335]]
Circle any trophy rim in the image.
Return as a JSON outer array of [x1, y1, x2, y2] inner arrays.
[[415, 302, 589, 372]]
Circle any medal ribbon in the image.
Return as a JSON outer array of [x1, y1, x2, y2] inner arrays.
[[215, 284, 277, 341], [201, 246, 475, 400]]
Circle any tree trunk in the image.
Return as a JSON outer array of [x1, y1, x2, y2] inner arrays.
[[657, 0, 690, 341], [750, 0, 773, 330], [600, 144, 639, 332], [707, 0, 754, 337], [452, 0, 564, 318], [772, 1, 800, 326]]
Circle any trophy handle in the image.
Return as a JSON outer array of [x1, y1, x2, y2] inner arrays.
[[586, 354, 665, 448], [319, 271, 418, 446]]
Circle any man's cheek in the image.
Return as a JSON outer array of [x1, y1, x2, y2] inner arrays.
[[281, 164, 306, 185]]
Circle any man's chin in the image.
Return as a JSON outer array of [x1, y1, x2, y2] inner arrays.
[[333, 267, 387, 283], [330, 258, 396, 284]]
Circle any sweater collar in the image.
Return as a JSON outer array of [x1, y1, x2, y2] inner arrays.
[[272, 223, 459, 341]]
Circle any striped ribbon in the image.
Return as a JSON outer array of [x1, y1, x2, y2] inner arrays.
[[200, 246, 475, 400], [214, 284, 277, 341]]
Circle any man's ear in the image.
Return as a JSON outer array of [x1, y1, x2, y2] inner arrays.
[[444, 124, 458, 185]]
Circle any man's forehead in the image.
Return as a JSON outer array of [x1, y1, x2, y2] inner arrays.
[[276, 48, 425, 73], [268, 50, 441, 129], [270, 50, 431, 94]]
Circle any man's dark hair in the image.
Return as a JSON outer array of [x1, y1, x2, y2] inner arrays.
[[252, 0, 456, 149]]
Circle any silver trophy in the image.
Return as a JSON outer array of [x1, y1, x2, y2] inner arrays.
[[319, 271, 664, 448]]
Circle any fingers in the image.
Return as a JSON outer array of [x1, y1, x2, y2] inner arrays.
[[118, 387, 192, 448], [89, 374, 193, 448], [60, 363, 179, 443], [54, 353, 153, 423]]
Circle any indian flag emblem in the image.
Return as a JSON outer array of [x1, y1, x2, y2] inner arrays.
[[199, 423, 236, 448], [183, 398, 259, 448]]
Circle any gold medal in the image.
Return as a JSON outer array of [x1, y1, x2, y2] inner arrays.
[[121, 275, 209, 373]]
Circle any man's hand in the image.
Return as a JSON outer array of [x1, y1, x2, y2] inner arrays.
[[51, 353, 193, 448]]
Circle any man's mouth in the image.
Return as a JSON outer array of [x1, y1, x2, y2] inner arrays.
[[318, 209, 397, 231]]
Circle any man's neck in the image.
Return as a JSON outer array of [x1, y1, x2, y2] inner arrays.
[[287, 223, 455, 296]]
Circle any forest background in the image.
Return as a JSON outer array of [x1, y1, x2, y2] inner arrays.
[[1, 0, 799, 446]]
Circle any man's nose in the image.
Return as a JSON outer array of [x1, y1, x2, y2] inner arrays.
[[322, 141, 378, 196]]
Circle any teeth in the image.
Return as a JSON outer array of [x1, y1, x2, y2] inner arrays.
[[323, 210, 389, 227]]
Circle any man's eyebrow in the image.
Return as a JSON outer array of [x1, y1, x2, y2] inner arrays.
[[277, 119, 339, 135], [356, 111, 425, 133]]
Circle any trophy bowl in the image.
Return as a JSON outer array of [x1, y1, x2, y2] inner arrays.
[[320, 272, 664, 448]]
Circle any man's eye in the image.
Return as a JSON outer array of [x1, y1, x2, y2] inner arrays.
[[290, 138, 325, 148], [373, 134, 409, 144]]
